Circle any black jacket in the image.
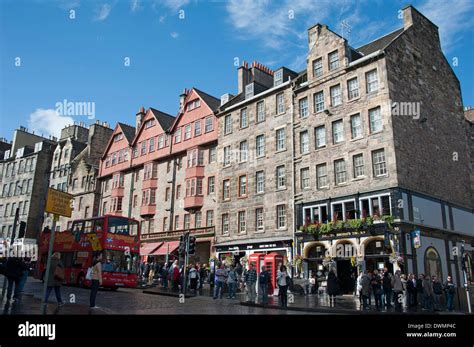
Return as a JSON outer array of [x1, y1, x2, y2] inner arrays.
[[416, 279, 424, 293], [5, 257, 27, 279], [406, 279, 417, 294]]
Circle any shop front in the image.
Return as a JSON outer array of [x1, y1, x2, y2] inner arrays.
[[214, 238, 293, 268]]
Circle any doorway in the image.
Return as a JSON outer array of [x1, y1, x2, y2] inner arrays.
[[336, 259, 356, 294]]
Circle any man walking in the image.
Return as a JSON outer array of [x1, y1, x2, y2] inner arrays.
[[422, 274, 434, 311], [406, 273, 417, 311], [244, 263, 257, 303], [258, 266, 270, 305], [391, 270, 404, 312], [432, 275, 443, 311], [443, 276, 456, 312], [382, 268, 393, 308]]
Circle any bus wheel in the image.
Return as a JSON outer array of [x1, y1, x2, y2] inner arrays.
[[77, 274, 85, 287]]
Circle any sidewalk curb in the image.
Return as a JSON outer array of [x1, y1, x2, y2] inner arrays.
[[142, 289, 196, 298]]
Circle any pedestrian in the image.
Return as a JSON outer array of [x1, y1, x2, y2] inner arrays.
[[258, 266, 270, 305], [90, 251, 103, 309], [356, 272, 363, 304], [391, 270, 404, 312], [172, 261, 180, 292], [244, 263, 257, 303], [443, 276, 456, 312], [360, 271, 371, 311], [162, 263, 169, 289], [14, 257, 30, 302], [189, 264, 199, 292], [371, 269, 383, 310], [199, 263, 207, 289], [227, 265, 237, 299], [422, 274, 434, 311], [416, 274, 424, 309], [276, 265, 289, 308], [44, 252, 65, 307], [432, 275, 443, 311], [326, 270, 339, 307], [382, 268, 393, 308], [213, 263, 228, 299], [401, 274, 408, 309], [406, 273, 417, 310], [5, 257, 23, 303]]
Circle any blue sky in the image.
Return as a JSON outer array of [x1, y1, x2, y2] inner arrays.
[[1, 0, 473, 140]]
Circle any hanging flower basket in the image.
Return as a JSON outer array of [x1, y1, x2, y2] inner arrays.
[[389, 252, 404, 265]]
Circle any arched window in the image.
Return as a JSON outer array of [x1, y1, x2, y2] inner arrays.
[[307, 243, 327, 258], [424, 247, 443, 280], [364, 238, 391, 256]]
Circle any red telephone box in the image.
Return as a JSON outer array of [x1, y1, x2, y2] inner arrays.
[[248, 253, 265, 273], [264, 252, 284, 295]]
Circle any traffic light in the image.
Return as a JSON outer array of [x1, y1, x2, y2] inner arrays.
[[18, 222, 27, 239], [188, 236, 196, 256], [178, 234, 186, 256]]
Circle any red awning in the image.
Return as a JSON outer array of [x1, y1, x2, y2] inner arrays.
[[140, 242, 163, 256], [151, 241, 180, 256]]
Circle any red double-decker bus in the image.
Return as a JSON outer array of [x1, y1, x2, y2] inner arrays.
[[37, 215, 140, 289]]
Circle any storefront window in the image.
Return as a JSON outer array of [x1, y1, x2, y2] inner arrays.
[[307, 244, 327, 258]]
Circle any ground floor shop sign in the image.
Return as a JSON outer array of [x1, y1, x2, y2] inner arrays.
[[215, 240, 292, 253]]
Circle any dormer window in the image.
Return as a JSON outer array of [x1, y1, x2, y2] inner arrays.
[[113, 133, 124, 142], [274, 70, 283, 86], [144, 119, 155, 129], [245, 83, 254, 99], [186, 99, 201, 111], [328, 50, 339, 71]]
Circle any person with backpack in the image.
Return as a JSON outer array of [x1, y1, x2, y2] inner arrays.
[[244, 263, 257, 303], [189, 264, 200, 292], [443, 276, 456, 312], [432, 275, 443, 311], [90, 252, 103, 309], [276, 265, 290, 308], [258, 266, 270, 305], [227, 265, 237, 299], [44, 252, 65, 307], [382, 268, 393, 308]]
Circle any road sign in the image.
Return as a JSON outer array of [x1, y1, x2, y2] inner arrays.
[[45, 188, 73, 217]]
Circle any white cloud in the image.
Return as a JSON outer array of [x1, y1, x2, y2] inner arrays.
[[94, 3, 112, 21], [419, 0, 474, 52], [170, 32, 179, 39], [28, 109, 75, 139], [161, 0, 190, 11], [130, 0, 141, 12]]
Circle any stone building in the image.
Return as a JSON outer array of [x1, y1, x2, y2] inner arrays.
[[292, 5, 473, 301], [0, 138, 12, 160], [44, 121, 113, 231], [0, 127, 56, 240], [214, 61, 298, 263]]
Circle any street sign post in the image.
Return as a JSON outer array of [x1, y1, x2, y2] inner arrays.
[[40, 188, 73, 314]]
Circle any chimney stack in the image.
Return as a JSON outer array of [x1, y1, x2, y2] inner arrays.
[[135, 106, 146, 133]]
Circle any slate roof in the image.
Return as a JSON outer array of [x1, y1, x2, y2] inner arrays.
[[193, 88, 220, 112], [149, 108, 175, 131], [356, 28, 404, 56], [117, 123, 136, 144]]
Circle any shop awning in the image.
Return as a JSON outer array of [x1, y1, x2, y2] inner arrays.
[[151, 241, 180, 256], [140, 242, 163, 256]]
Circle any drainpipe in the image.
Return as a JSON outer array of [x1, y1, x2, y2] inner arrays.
[[168, 132, 177, 230], [290, 83, 297, 278], [127, 145, 134, 218]]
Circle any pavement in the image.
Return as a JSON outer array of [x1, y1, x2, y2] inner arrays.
[[0, 276, 467, 315]]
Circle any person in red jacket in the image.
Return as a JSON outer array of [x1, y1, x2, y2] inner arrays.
[[172, 261, 180, 292]]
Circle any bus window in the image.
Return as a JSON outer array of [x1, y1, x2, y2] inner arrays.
[[94, 219, 104, 233], [72, 221, 84, 233], [60, 252, 74, 268], [103, 250, 138, 273], [129, 220, 138, 236], [84, 220, 93, 233], [108, 217, 129, 235]]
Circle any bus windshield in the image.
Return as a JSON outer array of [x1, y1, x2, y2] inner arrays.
[[102, 250, 139, 273], [108, 217, 138, 236]]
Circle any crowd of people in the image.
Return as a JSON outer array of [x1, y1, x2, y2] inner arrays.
[[354, 268, 457, 312], [0, 256, 31, 304]]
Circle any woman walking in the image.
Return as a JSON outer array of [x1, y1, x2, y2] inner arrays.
[[90, 252, 103, 309], [44, 252, 65, 307], [276, 265, 289, 308]]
